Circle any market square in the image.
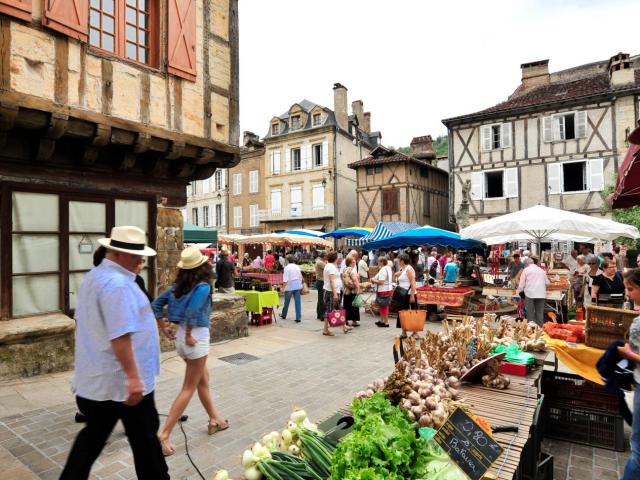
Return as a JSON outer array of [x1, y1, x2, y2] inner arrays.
[[1, 1, 640, 479]]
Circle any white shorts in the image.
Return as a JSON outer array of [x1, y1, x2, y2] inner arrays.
[[176, 337, 210, 360]]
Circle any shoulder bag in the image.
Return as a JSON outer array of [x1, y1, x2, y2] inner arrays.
[[375, 267, 393, 306], [392, 268, 410, 303]]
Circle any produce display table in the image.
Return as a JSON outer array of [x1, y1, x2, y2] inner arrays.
[[543, 335, 604, 385], [234, 289, 280, 314], [241, 272, 284, 286], [459, 370, 541, 479], [416, 285, 474, 306]]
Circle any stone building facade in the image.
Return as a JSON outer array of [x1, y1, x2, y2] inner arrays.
[[442, 52, 640, 225], [260, 83, 381, 233], [0, 0, 240, 378], [349, 137, 451, 229], [228, 131, 266, 235]]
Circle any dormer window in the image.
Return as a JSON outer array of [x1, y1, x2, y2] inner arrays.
[[271, 123, 279, 135], [291, 115, 301, 130], [312, 113, 322, 126]]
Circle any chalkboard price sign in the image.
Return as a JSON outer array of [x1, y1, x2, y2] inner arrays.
[[434, 408, 504, 480]]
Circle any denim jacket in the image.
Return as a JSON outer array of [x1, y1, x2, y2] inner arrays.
[[152, 282, 212, 328]]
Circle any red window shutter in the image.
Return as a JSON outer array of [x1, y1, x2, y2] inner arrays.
[[167, 0, 197, 81], [0, 0, 32, 22], [42, 0, 88, 42]]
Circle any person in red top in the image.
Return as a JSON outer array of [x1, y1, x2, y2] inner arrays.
[[263, 250, 275, 270]]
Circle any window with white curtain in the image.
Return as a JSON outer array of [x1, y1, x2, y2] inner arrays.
[[250, 204, 259, 227], [233, 173, 242, 195], [233, 206, 242, 227], [312, 183, 325, 209], [249, 170, 258, 193], [271, 189, 282, 214], [290, 186, 302, 217], [214, 170, 223, 191]]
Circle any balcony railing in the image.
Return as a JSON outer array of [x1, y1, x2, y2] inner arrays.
[[258, 205, 334, 222]]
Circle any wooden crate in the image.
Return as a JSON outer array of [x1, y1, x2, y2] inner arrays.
[[585, 305, 637, 349]]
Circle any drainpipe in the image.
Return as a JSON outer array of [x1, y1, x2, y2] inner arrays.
[[333, 129, 338, 231]]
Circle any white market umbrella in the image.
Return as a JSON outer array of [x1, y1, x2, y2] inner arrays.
[[460, 205, 639, 250], [480, 232, 595, 246]]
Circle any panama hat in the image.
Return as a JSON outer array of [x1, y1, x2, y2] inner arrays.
[[220, 247, 230, 256], [177, 246, 209, 270], [98, 226, 156, 256]]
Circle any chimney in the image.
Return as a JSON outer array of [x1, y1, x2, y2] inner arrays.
[[243, 131, 259, 146], [608, 52, 634, 87], [410, 135, 435, 162], [333, 83, 348, 130], [351, 100, 364, 127], [520, 59, 550, 90], [363, 112, 371, 133]]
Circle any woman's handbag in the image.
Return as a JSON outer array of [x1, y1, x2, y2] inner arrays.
[[398, 305, 426, 332], [376, 293, 392, 306], [352, 294, 363, 308], [392, 286, 409, 304], [327, 309, 346, 327]]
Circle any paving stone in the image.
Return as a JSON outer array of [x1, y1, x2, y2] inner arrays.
[[594, 455, 618, 470], [567, 466, 594, 480], [569, 454, 593, 470], [594, 466, 621, 480]]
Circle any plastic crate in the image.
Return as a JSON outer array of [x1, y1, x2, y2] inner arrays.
[[541, 371, 619, 413], [535, 453, 553, 480], [585, 305, 636, 349], [544, 402, 625, 451]]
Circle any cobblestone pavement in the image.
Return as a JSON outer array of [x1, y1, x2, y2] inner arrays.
[[0, 292, 632, 479], [542, 438, 630, 480]]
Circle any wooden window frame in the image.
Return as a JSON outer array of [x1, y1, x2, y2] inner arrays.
[[1, 183, 156, 320], [88, 0, 159, 69], [312, 113, 322, 126]]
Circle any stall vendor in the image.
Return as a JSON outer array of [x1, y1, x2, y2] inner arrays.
[[591, 259, 625, 305]]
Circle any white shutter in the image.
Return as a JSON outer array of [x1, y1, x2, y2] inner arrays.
[[470, 172, 483, 199], [207, 204, 213, 227], [221, 204, 226, 226], [285, 148, 291, 172], [270, 152, 275, 174], [249, 170, 258, 193], [234, 206, 242, 227], [222, 169, 227, 189], [543, 116, 553, 142], [271, 190, 281, 213], [313, 184, 324, 208], [211, 206, 216, 227], [272, 151, 281, 174], [233, 173, 241, 195], [553, 116, 562, 141], [481, 125, 492, 151], [504, 168, 518, 197], [547, 163, 562, 194], [588, 158, 604, 192], [302, 144, 311, 170], [501, 123, 512, 148], [576, 111, 588, 139], [322, 141, 329, 166]]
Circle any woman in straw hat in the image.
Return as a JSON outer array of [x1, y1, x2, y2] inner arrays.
[[152, 247, 229, 456]]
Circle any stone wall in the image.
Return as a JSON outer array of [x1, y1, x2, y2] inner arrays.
[[155, 206, 248, 352], [0, 314, 75, 380]]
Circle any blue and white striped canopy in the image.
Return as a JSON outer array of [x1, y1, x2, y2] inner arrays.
[[348, 222, 421, 247], [283, 229, 324, 237]]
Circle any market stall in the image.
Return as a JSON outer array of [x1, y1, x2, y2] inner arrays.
[[212, 316, 572, 480], [234, 289, 280, 325]]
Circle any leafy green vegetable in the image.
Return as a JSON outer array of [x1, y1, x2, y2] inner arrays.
[[330, 393, 430, 480]]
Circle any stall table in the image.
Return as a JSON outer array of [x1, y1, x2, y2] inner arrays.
[[241, 272, 284, 286], [234, 289, 280, 315]]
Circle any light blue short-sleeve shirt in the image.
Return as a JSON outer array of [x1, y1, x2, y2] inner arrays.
[[72, 258, 160, 402]]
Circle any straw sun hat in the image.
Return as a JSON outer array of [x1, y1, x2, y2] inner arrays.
[[98, 226, 157, 256], [177, 246, 209, 270]]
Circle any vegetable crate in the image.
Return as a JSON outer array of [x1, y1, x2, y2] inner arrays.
[[585, 305, 636, 349], [541, 371, 619, 413], [542, 371, 625, 451], [415, 286, 474, 306]]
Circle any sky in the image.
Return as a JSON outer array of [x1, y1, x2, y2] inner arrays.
[[238, 0, 640, 148]]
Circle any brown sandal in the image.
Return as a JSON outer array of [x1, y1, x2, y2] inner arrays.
[[343, 326, 353, 334], [208, 419, 230, 435], [322, 330, 335, 336]]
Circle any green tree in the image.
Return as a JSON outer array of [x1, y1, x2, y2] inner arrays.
[[433, 135, 448, 157]]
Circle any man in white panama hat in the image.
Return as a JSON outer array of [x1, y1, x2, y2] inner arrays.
[[61, 226, 170, 480]]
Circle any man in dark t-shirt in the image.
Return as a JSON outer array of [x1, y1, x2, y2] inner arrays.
[[215, 249, 235, 293]]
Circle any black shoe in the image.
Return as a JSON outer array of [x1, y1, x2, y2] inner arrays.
[[295, 319, 301, 323], [381, 323, 389, 327], [75, 412, 87, 423], [279, 314, 285, 320]]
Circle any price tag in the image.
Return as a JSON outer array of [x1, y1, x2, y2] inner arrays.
[[434, 408, 503, 480]]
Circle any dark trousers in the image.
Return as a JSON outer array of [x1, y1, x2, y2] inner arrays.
[[60, 392, 169, 480], [316, 280, 325, 319]]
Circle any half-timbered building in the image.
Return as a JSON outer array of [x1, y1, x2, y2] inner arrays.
[[349, 136, 450, 229], [0, 0, 239, 378], [442, 52, 640, 225]]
